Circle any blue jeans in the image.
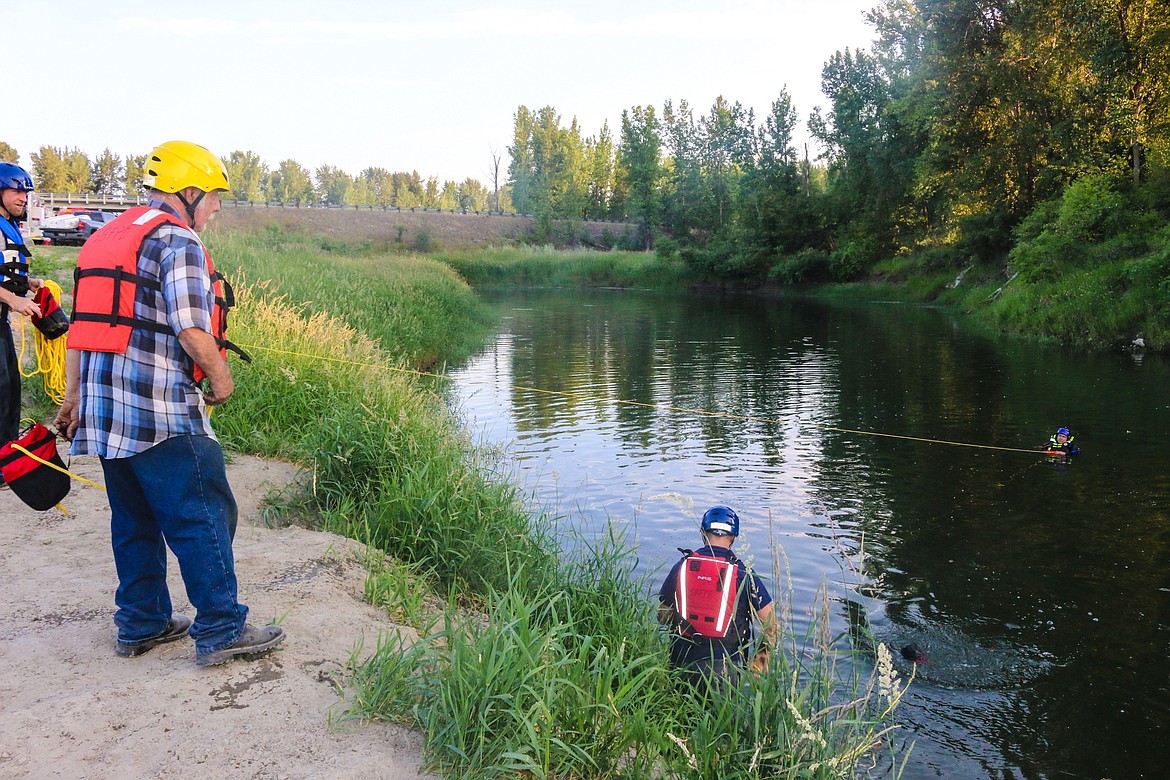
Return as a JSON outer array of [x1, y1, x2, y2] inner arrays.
[[100, 434, 248, 653]]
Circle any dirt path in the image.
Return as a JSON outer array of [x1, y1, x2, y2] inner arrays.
[[0, 453, 437, 780]]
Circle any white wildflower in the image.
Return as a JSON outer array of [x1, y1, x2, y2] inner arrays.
[[876, 642, 901, 702], [666, 732, 697, 770], [787, 700, 827, 748]]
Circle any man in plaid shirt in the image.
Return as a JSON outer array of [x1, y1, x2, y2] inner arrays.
[[56, 141, 285, 667]]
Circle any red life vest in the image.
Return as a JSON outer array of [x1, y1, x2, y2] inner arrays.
[[68, 206, 248, 382], [674, 549, 740, 640]]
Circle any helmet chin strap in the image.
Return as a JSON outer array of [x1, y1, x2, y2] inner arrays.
[[175, 189, 207, 225]]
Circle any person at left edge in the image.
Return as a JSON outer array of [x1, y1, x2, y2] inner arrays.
[[54, 140, 284, 666], [0, 162, 43, 448]]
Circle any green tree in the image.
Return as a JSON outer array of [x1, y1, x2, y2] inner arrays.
[[585, 122, 616, 219], [423, 176, 440, 208], [507, 105, 593, 224], [737, 90, 827, 275], [314, 164, 353, 206], [0, 141, 18, 163], [349, 177, 373, 206], [617, 105, 664, 247], [391, 171, 425, 208], [90, 148, 124, 196], [439, 180, 459, 210], [508, 105, 539, 213], [457, 177, 491, 211], [700, 95, 754, 228], [224, 150, 268, 201], [662, 98, 706, 240], [553, 117, 589, 219], [359, 167, 395, 206], [810, 45, 923, 272], [31, 146, 90, 193], [660, 96, 756, 270], [1065, 0, 1170, 184], [124, 154, 147, 196], [269, 159, 314, 204]]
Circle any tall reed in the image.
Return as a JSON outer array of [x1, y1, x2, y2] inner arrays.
[[209, 227, 497, 369]]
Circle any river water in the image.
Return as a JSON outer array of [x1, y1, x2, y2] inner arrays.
[[446, 287, 1170, 779]]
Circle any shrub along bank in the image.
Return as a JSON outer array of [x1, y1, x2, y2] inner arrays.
[[208, 170, 1170, 352], [435, 243, 698, 290], [203, 230, 905, 778]]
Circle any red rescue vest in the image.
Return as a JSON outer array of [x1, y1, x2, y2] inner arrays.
[[68, 206, 248, 382], [674, 549, 740, 640]]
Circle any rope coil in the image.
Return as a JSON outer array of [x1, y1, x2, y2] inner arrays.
[[16, 279, 69, 405]]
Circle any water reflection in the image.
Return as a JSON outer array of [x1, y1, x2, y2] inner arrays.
[[448, 287, 1170, 780]]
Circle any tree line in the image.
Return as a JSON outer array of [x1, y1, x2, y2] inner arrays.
[[6, 0, 1167, 273], [0, 141, 509, 214], [508, 0, 1170, 275]]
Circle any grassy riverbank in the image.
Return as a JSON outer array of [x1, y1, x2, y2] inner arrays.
[[17, 231, 903, 776], [436, 244, 699, 289], [811, 226, 1170, 350], [436, 214, 1170, 351], [205, 230, 904, 777]]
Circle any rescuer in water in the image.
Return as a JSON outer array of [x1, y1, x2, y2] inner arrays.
[[1047, 426, 1078, 455], [0, 162, 43, 450], [55, 140, 282, 666], [657, 505, 780, 689]]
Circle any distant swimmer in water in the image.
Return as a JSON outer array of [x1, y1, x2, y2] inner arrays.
[[845, 600, 929, 668], [1046, 427, 1078, 456], [901, 644, 928, 664]]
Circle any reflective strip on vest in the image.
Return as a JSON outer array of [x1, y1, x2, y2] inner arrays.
[[675, 554, 739, 639], [132, 208, 167, 226]]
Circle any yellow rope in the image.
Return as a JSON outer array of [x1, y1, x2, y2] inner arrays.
[[16, 280, 69, 405], [7, 442, 105, 491], [18, 332, 1045, 502], [233, 341, 1047, 455]]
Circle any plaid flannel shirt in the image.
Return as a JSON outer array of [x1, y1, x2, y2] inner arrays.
[[70, 200, 217, 459]]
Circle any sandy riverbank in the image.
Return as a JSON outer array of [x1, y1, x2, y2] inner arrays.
[[0, 453, 437, 780]]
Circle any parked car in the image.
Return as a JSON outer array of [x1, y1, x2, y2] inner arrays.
[[40, 210, 118, 245]]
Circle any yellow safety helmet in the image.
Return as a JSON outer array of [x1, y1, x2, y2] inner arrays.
[[142, 140, 230, 193]]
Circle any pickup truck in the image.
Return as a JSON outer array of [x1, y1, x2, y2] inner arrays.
[[40, 210, 118, 245]]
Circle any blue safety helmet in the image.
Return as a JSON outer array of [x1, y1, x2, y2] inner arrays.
[[1057, 427, 1071, 436], [0, 162, 34, 192], [701, 505, 740, 537]]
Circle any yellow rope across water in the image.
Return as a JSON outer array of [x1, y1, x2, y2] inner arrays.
[[234, 342, 1047, 456]]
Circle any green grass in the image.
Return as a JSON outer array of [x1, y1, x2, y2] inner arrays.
[[984, 244, 1170, 348], [435, 244, 699, 290], [348, 533, 905, 779], [208, 227, 497, 370], [211, 282, 553, 598]]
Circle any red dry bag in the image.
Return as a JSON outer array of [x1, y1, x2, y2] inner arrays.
[[31, 285, 69, 340], [0, 424, 70, 511]]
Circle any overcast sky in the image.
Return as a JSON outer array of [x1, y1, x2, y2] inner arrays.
[[9, 0, 877, 184]]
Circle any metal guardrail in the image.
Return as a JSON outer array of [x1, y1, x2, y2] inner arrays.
[[34, 192, 521, 216], [36, 192, 151, 209], [219, 200, 528, 218], [33, 193, 631, 224]]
